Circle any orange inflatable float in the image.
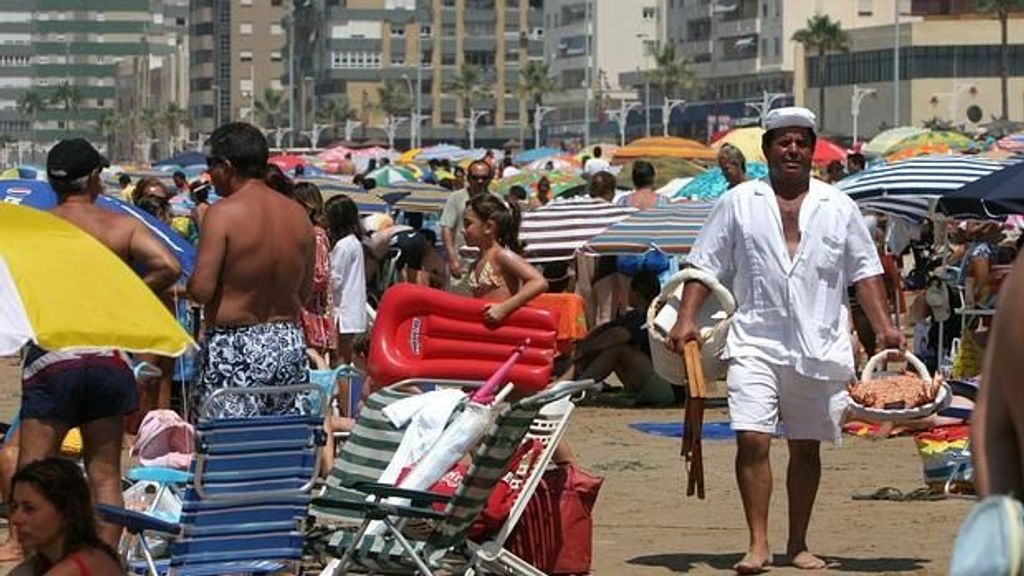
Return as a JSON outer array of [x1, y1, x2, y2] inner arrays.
[[369, 284, 558, 391]]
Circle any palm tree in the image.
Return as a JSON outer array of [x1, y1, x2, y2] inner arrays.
[[140, 106, 163, 162], [517, 61, 559, 125], [314, 97, 356, 146], [792, 14, 849, 130], [161, 103, 189, 154], [94, 110, 120, 159], [976, 0, 1024, 120], [16, 89, 46, 159], [0, 134, 14, 166], [644, 43, 697, 100], [374, 80, 412, 118], [449, 65, 492, 142], [254, 88, 286, 129]]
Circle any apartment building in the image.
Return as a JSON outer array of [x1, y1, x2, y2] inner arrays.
[[188, 0, 289, 138], [290, 0, 544, 148], [0, 0, 187, 163]]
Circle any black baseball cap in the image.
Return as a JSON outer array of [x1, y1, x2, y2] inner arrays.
[[46, 138, 110, 180]]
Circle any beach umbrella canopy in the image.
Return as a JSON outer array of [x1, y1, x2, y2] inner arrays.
[[268, 154, 308, 172], [299, 179, 387, 214], [364, 165, 414, 186], [513, 147, 561, 164], [519, 197, 636, 263], [837, 156, 1009, 202], [886, 130, 979, 158], [863, 126, 928, 156], [938, 159, 1024, 219], [153, 151, 205, 168], [496, 170, 584, 199], [0, 179, 196, 276], [0, 165, 46, 181], [583, 203, 714, 256], [613, 136, 717, 162], [416, 144, 474, 162], [616, 157, 706, 190], [376, 182, 450, 213], [856, 196, 933, 222], [711, 126, 766, 163], [996, 132, 1024, 153], [813, 136, 848, 167], [397, 148, 421, 164], [524, 155, 581, 172], [673, 162, 769, 201], [0, 203, 194, 356]]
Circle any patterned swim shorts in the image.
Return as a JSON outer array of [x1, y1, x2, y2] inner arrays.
[[191, 322, 311, 421]]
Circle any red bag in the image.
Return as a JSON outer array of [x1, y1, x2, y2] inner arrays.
[[506, 464, 604, 575]]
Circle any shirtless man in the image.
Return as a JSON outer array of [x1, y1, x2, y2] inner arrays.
[[187, 122, 314, 421], [668, 108, 902, 573], [13, 138, 180, 552]]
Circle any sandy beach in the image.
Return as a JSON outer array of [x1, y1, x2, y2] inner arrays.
[[0, 355, 968, 574]]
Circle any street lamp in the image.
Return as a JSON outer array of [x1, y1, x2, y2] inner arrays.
[[850, 84, 877, 147], [411, 113, 428, 147], [608, 100, 641, 146], [746, 90, 788, 126], [381, 115, 408, 151], [931, 82, 976, 128], [533, 105, 556, 149], [637, 33, 653, 138], [211, 85, 222, 129], [662, 98, 687, 137], [402, 66, 425, 148], [344, 119, 362, 142], [467, 108, 489, 149]]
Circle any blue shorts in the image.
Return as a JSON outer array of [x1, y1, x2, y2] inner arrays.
[[21, 344, 138, 427]]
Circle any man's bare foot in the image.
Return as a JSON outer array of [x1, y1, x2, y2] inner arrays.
[[787, 550, 826, 570], [734, 550, 772, 574], [0, 540, 24, 563]]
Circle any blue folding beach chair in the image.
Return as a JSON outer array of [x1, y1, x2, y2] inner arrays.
[[98, 384, 326, 576]]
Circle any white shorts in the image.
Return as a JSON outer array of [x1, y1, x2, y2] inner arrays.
[[727, 356, 849, 444]]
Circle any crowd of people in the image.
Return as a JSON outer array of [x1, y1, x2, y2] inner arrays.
[[3, 108, 1024, 574]]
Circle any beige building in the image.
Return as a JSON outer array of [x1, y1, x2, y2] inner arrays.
[[800, 14, 1024, 141], [189, 0, 289, 138]]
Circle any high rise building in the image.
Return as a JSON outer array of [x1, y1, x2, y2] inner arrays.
[[0, 0, 188, 164], [188, 0, 289, 141], [291, 0, 544, 149], [542, 0, 661, 143], [664, 0, 916, 138]]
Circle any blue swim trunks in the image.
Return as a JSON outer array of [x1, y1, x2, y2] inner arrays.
[[191, 322, 311, 421], [21, 344, 138, 427]]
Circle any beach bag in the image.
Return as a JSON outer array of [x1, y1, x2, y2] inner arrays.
[[951, 495, 1024, 576], [506, 464, 604, 574], [616, 251, 671, 277], [131, 410, 195, 470]]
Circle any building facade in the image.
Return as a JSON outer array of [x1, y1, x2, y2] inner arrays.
[[541, 0, 661, 142], [0, 0, 188, 164], [289, 0, 544, 149], [662, 0, 916, 138], [803, 11, 1024, 142], [188, 0, 289, 141]]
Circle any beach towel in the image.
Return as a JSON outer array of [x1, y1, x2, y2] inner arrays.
[[377, 389, 466, 485], [131, 409, 195, 470]]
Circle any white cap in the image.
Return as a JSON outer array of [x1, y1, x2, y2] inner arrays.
[[763, 106, 817, 132]]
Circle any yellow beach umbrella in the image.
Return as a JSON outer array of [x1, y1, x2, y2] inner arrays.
[[0, 203, 194, 356], [711, 126, 766, 163], [397, 148, 422, 164]]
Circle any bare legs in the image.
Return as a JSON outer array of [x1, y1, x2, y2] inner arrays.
[[733, 432, 825, 573]]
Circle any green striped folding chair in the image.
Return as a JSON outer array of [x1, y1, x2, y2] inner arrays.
[[314, 380, 597, 576]]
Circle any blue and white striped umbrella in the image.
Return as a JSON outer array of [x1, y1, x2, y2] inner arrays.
[[856, 196, 933, 222], [583, 202, 714, 256], [837, 156, 1008, 201]]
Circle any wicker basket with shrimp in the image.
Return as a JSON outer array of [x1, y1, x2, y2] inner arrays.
[[847, 350, 952, 422]]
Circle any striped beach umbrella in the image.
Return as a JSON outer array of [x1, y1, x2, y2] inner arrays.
[[376, 182, 450, 213], [583, 203, 714, 256], [837, 156, 1009, 201], [996, 132, 1024, 153], [856, 196, 933, 222], [863, 126, 927, 156], [519, 198, 636, 263]]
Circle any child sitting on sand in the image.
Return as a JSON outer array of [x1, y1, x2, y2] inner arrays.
[[462, 194, 548, 324]]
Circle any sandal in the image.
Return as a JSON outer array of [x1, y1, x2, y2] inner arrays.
[[852, 486, 904, 501]]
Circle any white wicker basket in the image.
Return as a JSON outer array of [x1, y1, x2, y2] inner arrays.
[[646, 268, 735, 385], [848, 349, 952, 422]]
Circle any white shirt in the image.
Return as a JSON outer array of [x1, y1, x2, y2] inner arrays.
[[687, 178, 882, 381], [330, 234, 367, 334], [501, 165, 521, 179], [583, 157, 610, 176]]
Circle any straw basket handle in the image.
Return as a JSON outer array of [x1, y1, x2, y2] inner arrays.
[[861, 349, 931, 384]]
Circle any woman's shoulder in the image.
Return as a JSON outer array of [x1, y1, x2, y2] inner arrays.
[[45, 548, 122, 575]]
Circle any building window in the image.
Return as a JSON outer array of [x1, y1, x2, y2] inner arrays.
[[240, 50, 253, 62], [390, 24, 405, 37], [272, 0, 283, 4], [239, 0, 251, 5], [642, 6, 657, 20], [390, 53, 405, 65], [240, 22, 253, 35], [420, 25, 432, 37], [270, 51, 282, 62], [271, 23, 283, 35], [858, 0, 873, 16], [330, 51, 383, 69]]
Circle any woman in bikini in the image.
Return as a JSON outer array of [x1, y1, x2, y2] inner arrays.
[[8, 458, 122, 575], [462, 194, 548, 324]]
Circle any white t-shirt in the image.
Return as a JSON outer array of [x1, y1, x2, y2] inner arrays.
[[583, 157, 611, 176], [501, 165, 521, 179], [330, 234, 367, 334]]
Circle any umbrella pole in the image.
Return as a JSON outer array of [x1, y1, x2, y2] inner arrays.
[[680, 340, 707, 499]]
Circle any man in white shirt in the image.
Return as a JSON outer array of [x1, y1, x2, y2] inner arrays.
[[582, 145, 610, 176], [667, 107, 903, 573], [440, 160, 494, 293]]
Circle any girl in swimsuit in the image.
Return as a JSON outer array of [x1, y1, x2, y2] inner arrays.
[[463, 194, 548, 324], [8, 458, 122, 575]]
